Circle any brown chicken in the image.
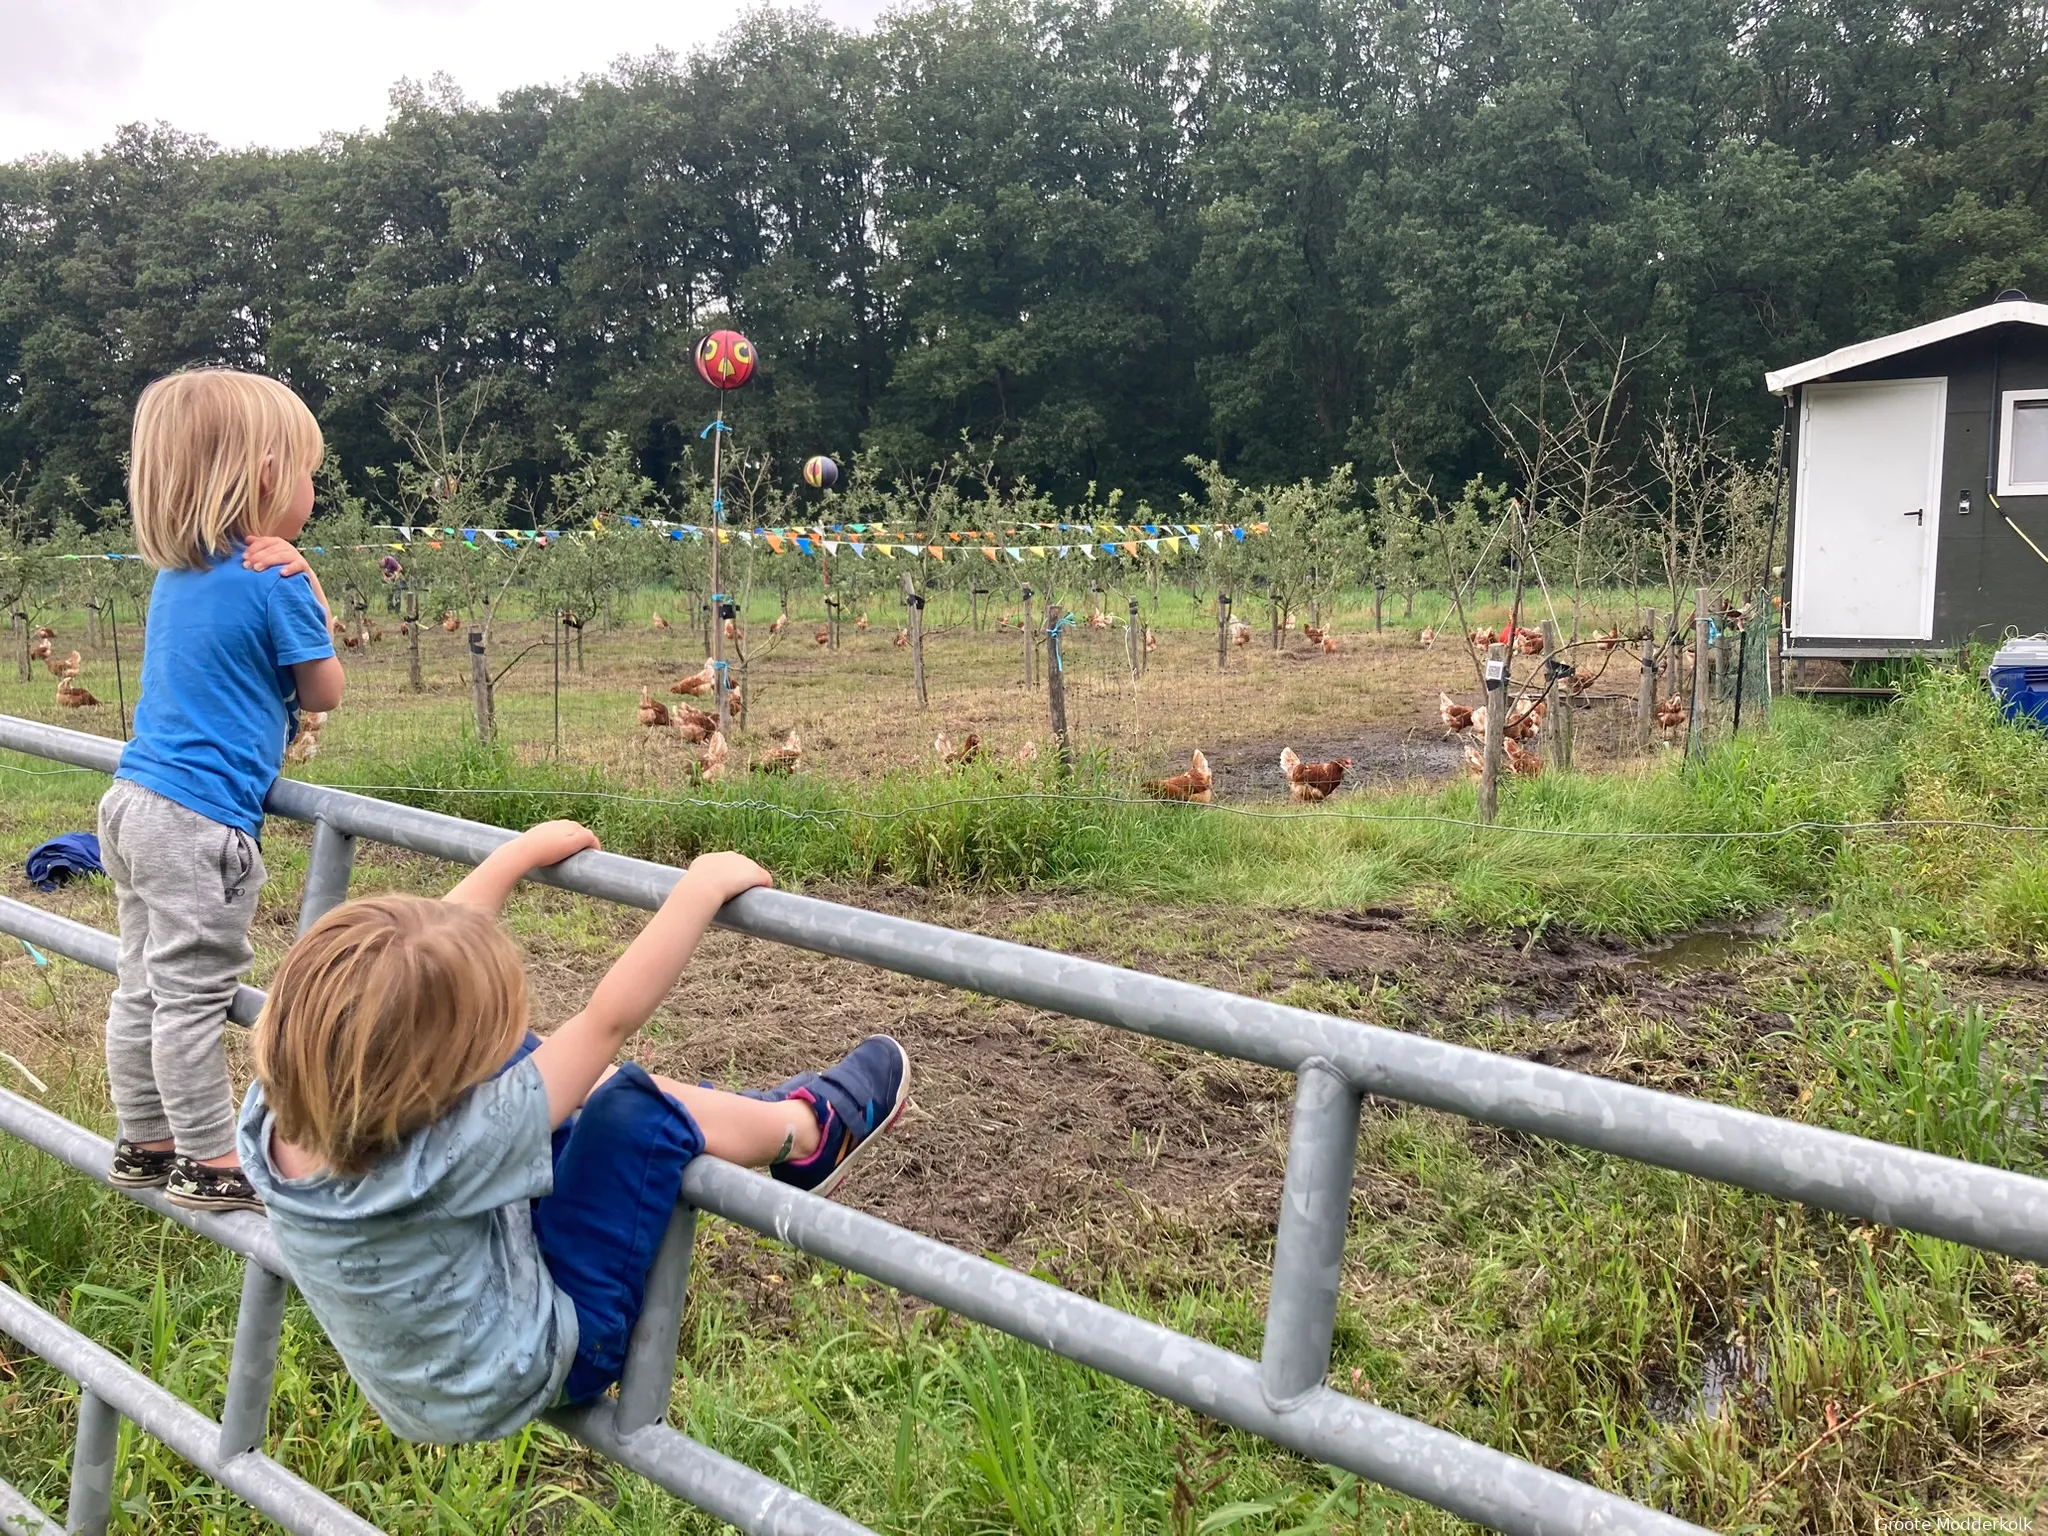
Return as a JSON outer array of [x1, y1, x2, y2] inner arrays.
[[894, 628, 909, 648], [997, 613, 1015, 631], [1014, 739, 1040, 764], [1143, 748, 1213, 803], [284, 711, 326, 765], [1087, 610, 1110, 631], [696, 730, 730, 782], [723, 617, 741, 642], [1515, 628, 1545, 656], [27, 636, 50, 662], [1230, 619, 1251, 647], [1303, 624, 1326, 644], [398, 621, 412, 637], [55, 677, 98, 708], [32, 626, 54, 642], [441, 612, 460, 633], [1462, 739, 1486, 777], [1595, 626, 1623, 651], [1144, 627, 1157, 653], [756, 730, 803, 775], [45, 649, 80, 680], [1319, 635, 1341, 653], [670, 660, 716, 696], [1281, 747, 1351, 803], [1502, 736, 1543, 778], [672, 703, 718, 743], [814, 626, 831, 646], [651, 611, 670, 631], [1440, 691, 1475, 735], [768, 613, 788, 636], [329, 615, 348, 638], [368, 623, 383, 643], [935, 732, 981, 766], [725, 684, 744, 722], [855, 613, 870, 633], [637, 687, 671, 728], [1504, 697, 1546, 742], [1656, 695, 1689, 735], [1418, 626, 1435, 647]]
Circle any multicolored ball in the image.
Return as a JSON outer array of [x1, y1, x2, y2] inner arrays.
[[802, 455, 839, 490], [694, 329, 756, 391]]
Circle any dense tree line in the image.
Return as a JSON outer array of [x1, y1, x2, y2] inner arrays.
[[1, 0, 2042, 523]]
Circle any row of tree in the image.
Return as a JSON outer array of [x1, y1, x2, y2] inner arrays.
[[3, 0, 2042, 520]]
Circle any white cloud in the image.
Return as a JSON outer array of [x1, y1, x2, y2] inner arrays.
[[0, 0, 894, 160]]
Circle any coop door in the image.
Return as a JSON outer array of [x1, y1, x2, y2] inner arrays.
[[1791, 378, 1945, 641]]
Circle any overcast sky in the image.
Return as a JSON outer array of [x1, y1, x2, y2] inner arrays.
[[0, 0, 895, 161]]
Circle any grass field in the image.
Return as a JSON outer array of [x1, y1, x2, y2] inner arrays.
[[0, 595, 2044, 1533]]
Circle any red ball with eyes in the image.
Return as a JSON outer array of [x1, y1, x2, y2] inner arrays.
[[695, 330, 756, 390]]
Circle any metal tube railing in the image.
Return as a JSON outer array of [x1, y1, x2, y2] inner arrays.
[[1, 712, 2043, 1535], [0, 1476, 62, 1536], [0, 1285, 383, 1536], [4, 714, 2044, 1265]]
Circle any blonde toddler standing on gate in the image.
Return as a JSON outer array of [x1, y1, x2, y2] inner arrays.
[[102, 370, 346, 1212]]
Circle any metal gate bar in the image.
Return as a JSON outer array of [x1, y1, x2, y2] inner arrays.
[[1, 713, 2044, 1535]]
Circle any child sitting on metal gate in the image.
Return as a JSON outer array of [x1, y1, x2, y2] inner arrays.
[[103, 369, 345, 1213], [236, 820, 910, 1442]]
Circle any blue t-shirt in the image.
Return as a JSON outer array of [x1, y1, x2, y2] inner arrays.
[[116, 552, 334, 837], [237, 1058, 578, 1443]]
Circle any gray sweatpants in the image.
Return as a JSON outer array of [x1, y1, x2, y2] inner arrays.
[[99, 779, 267, 1161]]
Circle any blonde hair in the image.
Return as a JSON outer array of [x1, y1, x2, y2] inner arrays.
[[253, 896, 529, 1178], [128, 369, 324, 570]]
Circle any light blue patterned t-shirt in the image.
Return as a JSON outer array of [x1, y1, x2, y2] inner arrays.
[[236, 1057, 578, 1442]]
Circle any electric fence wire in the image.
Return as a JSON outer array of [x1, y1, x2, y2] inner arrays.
[[0, 758, 2039, 843]]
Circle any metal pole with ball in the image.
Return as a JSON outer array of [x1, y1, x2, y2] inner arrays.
[[708, 405, 729, 736]]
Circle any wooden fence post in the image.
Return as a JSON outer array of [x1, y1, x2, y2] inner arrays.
[[1216, 593, 1231, 672], [1374, 580, 1385, 634], [1688, 587, 1710, 764], [1480, 642, 1507, 823], [1044, 605, 1070, 770], [1638, 604, 1659, 750], [1127, 598, 1141, 679], [11, 611, 26, 685], [906, 587, 928, 708], [404, 588, 422, 693], [1021, 585, 1036, 687], [1541, 618, 1571, 771], [467, 626, 495, 743]]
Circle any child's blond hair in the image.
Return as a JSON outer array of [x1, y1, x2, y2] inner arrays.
[[254, 896, 528, 1177], [129, 369, 324, 570]]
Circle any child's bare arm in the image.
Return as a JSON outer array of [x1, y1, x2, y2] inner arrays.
[[443, 821, 601, 914], [531, 852, 772, 1126], [293, 657, 346, 713]]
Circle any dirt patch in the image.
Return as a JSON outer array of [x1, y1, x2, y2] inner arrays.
[[1203, 731, 1466, 799]]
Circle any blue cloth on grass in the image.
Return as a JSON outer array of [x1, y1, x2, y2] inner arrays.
[[26, 832, 103, 890], [117, 549, 334, 838], [504, 1033, 705, 1403]]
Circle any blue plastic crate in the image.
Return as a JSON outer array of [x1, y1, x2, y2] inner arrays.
[[1989, 637, 2048, 726]]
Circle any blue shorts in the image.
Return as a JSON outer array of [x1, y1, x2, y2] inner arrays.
[[502, 1035, 704, 1404]]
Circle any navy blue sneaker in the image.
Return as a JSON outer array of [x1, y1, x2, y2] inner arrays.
[[749, 1035, 910, 1197]]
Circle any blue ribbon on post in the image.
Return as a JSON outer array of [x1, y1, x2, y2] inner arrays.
[[699, 420, 732, 440]]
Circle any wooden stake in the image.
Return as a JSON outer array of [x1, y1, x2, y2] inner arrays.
[[1044, 605, 1070, 769], [1542, 618, 1571, 771], [1480, 641, 1507, 823], [1021, 585, 1036, 687], [1126, 598, 1141, 679], [404, 588, 422, 693], [1216, 592, 1231, 672], [11, 610, 26, 685], [1374, 580, 1385, 634], [1688, 587, 1710, 763], [1638, 604, 1659, 750], [467, 626, 495, 743], [902, 571, 927, 708]]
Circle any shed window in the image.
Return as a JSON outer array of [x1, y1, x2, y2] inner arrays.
[[2001, 389, 2048, 496]]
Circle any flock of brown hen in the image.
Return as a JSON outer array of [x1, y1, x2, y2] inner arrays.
[[29, 628, 96, 709]]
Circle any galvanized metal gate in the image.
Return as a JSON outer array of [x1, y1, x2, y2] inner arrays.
[[1, 713, 2044, 1536]]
